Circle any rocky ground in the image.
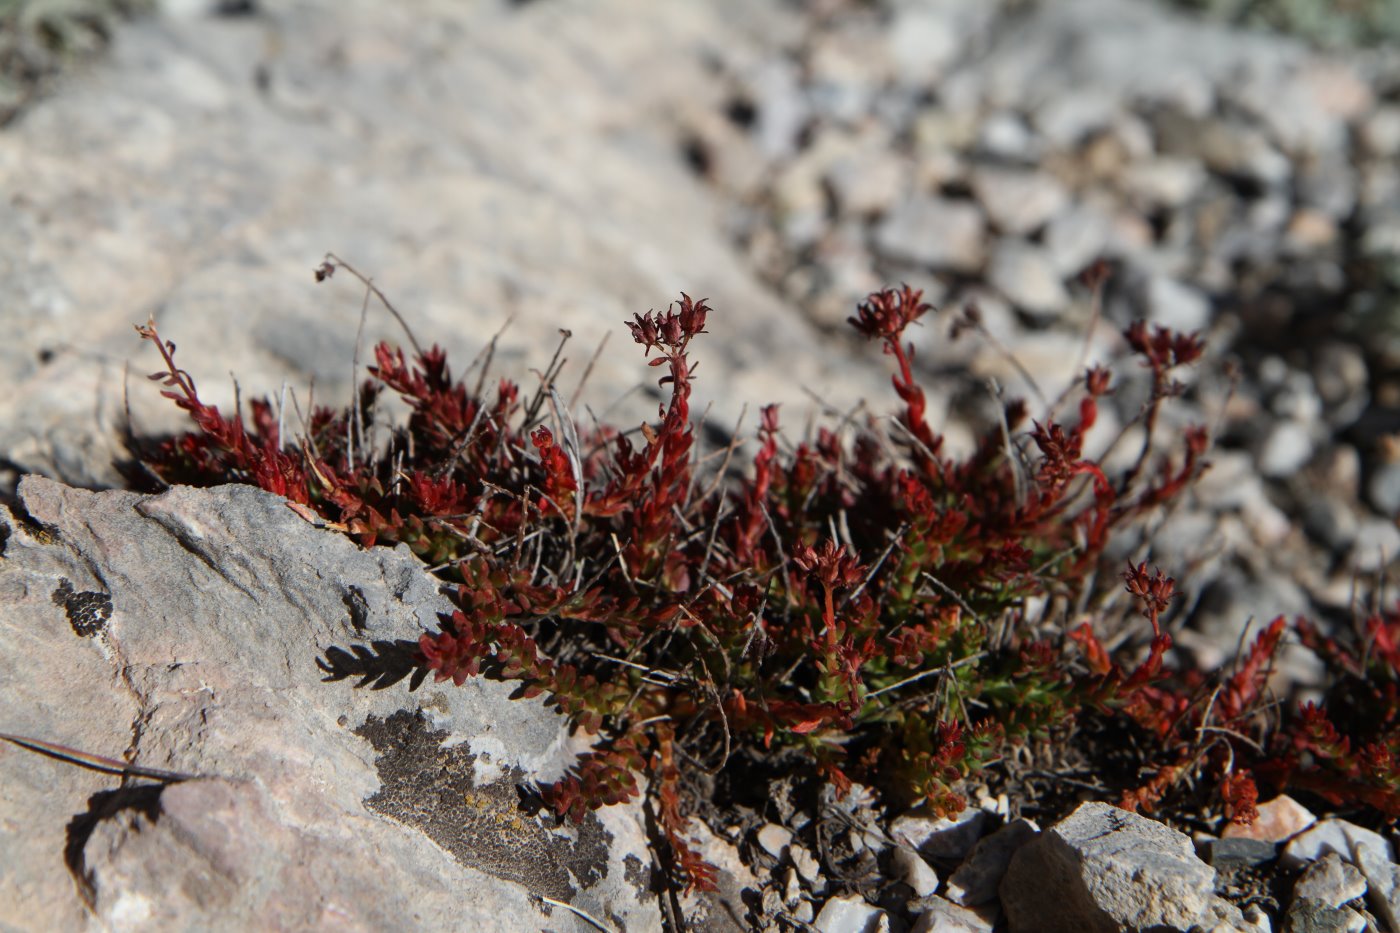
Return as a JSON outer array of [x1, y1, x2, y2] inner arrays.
[[2, 0, 1399, 931]]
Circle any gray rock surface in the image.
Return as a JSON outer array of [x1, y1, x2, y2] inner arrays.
[[0, 0, 889, 491], [0, 477, 662, 932], [999, 802, 1218, 933], [946, 818, 1039, 907]]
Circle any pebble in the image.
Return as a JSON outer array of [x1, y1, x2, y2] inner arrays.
[[1203, 836, 1279, 871], [890, 845, 940, 898], [946, 819, 1039, 907], [910, 896, 994, 933], [1257, 421, 1314, 478], [1141, 273, 1212, 332], [757, 823, 793, 859], [969, 166, 1069, 236], [1282, 819, 1394, 871], [1367, 462, 1400, 517], [813, 894, 887, 933], [891, 808, 991, 863], [792, 844, 822, 885], [1295, 853, 1367, 909], [873, 196, 986, 272], [988, 239, 1070, 320], [1347, 520, 1400, 573]]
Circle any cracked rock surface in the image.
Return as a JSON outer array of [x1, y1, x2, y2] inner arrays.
[[0, 477, 663, 932]]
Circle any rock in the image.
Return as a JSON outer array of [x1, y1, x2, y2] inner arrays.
[[1033, 89, 1121, 149], [1296, 151, 1357, 221], [1258, 421, 1315, 478], [0, 0, 893, 489], [968, 166, 1069, 236], [1232, 59, 1372, 157], [0, 478, 660, 932], [1043, 199, 1117, 276], [1139, 273, 1212, 333], [987, 239, 1070, 320], [751, 58, 810, 160], [1359, 106, 1400, 160], [1367, 462, 1400, 517], [1203, 837, 1279, 871], [792, 845, 822, 885], [1120, 158, 1207, 211], [1312, 343, 1370, 429], [886, 7, 960, 89], [1295, 853, 1367, 910], [1353, 843, 1400, 932], [1302, 497, 1359, 553], [910, 896, 994, 933], [873, 196, 987, 273], [890, 846, 940, 898], [814, 894, 886, 933], [1347, 520, 1400, 574], [1162, 115, 1291, 190], [1284, 209, 1341, 253], [946, 819, 1039, 907], [999, 802, 1217, 933], [1282, 819, 1394, 871], [891, 808, 990, 862], [1283, 897, 1368, 933], [825, 141, 910, 219], [758, 824, 794, 859], [977, 111, 1040, 162]]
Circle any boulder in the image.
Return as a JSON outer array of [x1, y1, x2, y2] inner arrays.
[[0, 477, 664, 932]]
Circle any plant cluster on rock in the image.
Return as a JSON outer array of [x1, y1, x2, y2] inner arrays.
[[128, 261, 1400, 895]]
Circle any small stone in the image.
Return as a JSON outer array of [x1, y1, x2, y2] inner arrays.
[[1033, 90, 1120, 149], [968, 166, 1069, 236], [1284, 897, 1367, 933], [910, 896, 994, 933], [794, 899, 815, 923], [1204, 837, 1279, 871], [1359, 106, 1400, 159], [751, 59, 810, 160], [1367, 462, 1400, 517], [1283, 819, 1394, 871], [1302, 497, 1359, 553], [1000, 802, 1217, 933], [873, 196, 986, 273], [1313, 343, 1369, 428], [1141, 274, 1211, 332], [826, 144, 909, 219], [757, 824, 793, 860], [813, 894, 885, 933], [946, 819, 1039, 907], [1347, 520, 1400, 574], [988, 240, 1070, 320], [886, 8, 959, 88], [1297, 151, 1357, 221], [1120, 158, 1207, 210], [792, 844, 821, 885], [784, 867, 803, 907], [1295, 853, 1367, 909], [1284, 209, 1340, 253], [891, 808, 990, 862], [1353, 843, 1400, 931], [1043, 200, 1116, 276], [891, 846, 940, 898], [977, 112, 1039, 162], [1257, 421, 1314, 478]]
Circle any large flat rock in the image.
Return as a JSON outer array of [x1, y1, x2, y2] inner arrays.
[[0, 476, 662, 931], [0, 0, 888, 488]]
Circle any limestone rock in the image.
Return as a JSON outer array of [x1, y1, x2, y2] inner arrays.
[[0, 477, 661, 932], [1000, 802, 1217, 933]]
